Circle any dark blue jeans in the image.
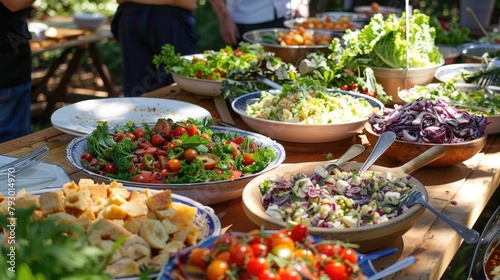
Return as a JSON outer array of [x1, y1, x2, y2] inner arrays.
[[0, 82, 31, 143], [112, 3, 199, 97]]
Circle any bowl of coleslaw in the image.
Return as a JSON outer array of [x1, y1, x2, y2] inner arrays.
[[242, 159, 429, 252], [231, 88, 384, 143]]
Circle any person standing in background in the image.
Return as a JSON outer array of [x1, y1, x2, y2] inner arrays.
[[111, 0, 199, 97], [209, 0, 310, 47], [0, 0, 35, 143]]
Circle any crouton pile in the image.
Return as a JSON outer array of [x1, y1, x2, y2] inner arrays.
[[0, 179, 205, 278]]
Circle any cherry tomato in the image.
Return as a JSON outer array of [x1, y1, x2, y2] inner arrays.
[[250, 243, 268, 258], [269, 232, 295, 250], [131, 174, 148, 183], [366, 91, 376, 98], [188, 247, 211, 270], [316, 243, 341, 257], [174, 127, 187, 137], [247, 257, 269, 277], [124, 133, 136, 140], [258, 270, 280, 280], [206, 259, 229, 280], [341, 84, 350, 91], [231, 136, 244, 144], [271, 244, 293, 260], [243, 153, 255, 166], [288, 224, 308, 243], [104, 164, 117, 174], [133, 128, 144, 138], [215, 250, 231, 262], [114, 133, 126, 142], [201, 133, 211, 140], [184, 148, 199, 162], [324, 260, 348, 280], [187, 124, 198, 136], [167, 158, 182, 171], [151, 134, 167, 146], [351, 83, 358, 91], [277, 268, 301, 280], [195, 153, 219, 169], [229, 243, 254, 266], [80, 153, 94, 162]]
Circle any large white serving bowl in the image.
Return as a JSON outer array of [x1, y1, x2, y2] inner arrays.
[[241, 160, 429, 252], [434, 63, 486, 83], [66, 126, 286, 205], [231, 89, 384, 143]]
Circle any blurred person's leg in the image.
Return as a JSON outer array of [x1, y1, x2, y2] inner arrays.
[[0, 82, 31, 143]]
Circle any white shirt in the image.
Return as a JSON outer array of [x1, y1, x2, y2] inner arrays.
[[226, 0, 302, 24]]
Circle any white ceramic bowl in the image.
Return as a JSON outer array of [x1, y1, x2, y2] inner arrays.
[[372, 62, 444, 104], [438, 45, 460, 65], [434, 63, 486, 83], [66, 126, 286, 205], [171, 73, 223, 97], [231, 89, 384, 143], [72, 13, 106, 30]]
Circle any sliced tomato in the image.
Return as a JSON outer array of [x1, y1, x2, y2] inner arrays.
[[232, 135, 244, 144], [139, 171, 165, 184], [135, 146, 160, 155], [195, 153, 219, 169], [137, 138, 153, 148]]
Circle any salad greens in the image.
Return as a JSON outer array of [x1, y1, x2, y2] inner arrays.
[[83, 118, 278, 184], [330, 10, 443, 69], [429, 16, 473, 47]]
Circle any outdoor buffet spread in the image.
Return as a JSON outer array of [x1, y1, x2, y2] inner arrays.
[[2, 3, 500, 280]]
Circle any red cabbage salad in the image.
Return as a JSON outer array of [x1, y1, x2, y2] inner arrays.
[[259, 165, 418, 228], [369, 98, 488, 143]]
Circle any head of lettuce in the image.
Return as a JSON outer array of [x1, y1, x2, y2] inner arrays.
[[330, 10, 444, 69]]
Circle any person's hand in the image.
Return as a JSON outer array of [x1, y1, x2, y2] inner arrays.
[[218, 17, 239, 46], [293, 2, 310, 18]]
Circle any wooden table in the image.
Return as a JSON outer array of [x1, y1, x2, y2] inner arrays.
[[2, 84, 499, 279], [30, 21, 120, 121]]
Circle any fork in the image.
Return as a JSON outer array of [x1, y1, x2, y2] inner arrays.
[[0, 146, 49, 174], [466, 58, 500, 89], [400, 189, 480, 244]]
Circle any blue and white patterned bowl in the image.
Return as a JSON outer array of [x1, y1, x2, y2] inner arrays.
[[66, 126, 286, 205]]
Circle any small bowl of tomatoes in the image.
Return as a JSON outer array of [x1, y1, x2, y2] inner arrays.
[[158, 225, 405, 280], [66, 118, 286, 205]]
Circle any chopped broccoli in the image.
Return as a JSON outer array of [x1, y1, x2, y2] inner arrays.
[[109, 138, 138, 173], [86, 123, 115, 160]]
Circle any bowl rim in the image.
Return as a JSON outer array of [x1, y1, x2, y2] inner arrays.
[[241, 160, 427, 235], [231, 89, 384, 127], [370, 60, 445, 71], [171, 72, 224, 84]]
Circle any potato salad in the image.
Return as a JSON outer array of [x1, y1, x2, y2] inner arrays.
[[245, 85, 376, 124]]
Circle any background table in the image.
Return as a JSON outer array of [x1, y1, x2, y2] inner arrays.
[[30, 21, 120, 121], [2, 84, 499, 279]]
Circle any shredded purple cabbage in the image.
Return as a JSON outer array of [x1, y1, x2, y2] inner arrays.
[[369, 98, 489, 143]]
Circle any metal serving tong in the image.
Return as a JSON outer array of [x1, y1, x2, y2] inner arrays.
[[0, 146, 49, 174]]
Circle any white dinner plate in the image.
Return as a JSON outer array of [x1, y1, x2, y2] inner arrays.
[[51, 97, 213, 136]]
